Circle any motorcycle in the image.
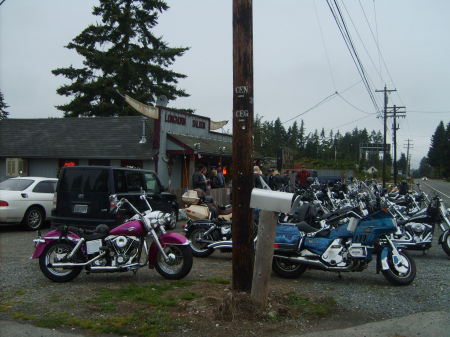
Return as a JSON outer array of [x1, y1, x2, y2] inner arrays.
[[32, 194, 193, 282], [272, 200, 417, 286], [391, 196, 450, 256]]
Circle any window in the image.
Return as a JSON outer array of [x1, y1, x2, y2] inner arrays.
[[126, 171, 144, 192], [61, 168, 108, 193], [0, 179, 34, 191], [144, 172, 160, 193], [33, 181, 57, 194], [114, 170, 145, 193]]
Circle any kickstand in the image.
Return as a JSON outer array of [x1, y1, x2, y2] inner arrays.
[[337, 272, 343, 279], [422, 250, 427, 256]]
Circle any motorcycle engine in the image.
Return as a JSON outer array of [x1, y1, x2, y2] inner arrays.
[[407, 222, 426, 234], [107, 236, 140, 266]]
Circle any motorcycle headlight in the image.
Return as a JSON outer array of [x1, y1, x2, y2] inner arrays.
[[154, 212, 163, 226]]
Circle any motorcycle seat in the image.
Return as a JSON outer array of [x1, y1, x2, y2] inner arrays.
[[295, 221, 320, 233], [58, 225, 110, 241], [218, 208, 232, 216]]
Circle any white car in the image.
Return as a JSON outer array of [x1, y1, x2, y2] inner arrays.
[[0, 177, 58, 230]]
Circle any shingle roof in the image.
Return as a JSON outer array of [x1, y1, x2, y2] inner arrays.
[[0, 117, 156, 159]]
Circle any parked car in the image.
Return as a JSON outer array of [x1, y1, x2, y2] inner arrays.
[[422, 177, 428, 181], [0, 177, 58, 230], [51, 166, 179, 229]]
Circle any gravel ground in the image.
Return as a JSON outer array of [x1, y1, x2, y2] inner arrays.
[[0, 221, 449, 332]]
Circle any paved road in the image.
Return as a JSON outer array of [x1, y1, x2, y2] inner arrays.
[[414, 179, 450, 205]]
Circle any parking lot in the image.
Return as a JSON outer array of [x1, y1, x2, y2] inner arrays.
[[1, 218, 449, 335]]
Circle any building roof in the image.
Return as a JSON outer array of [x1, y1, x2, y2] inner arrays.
[[168, 134, 232, 156], [168, 133, 264, 159], [0, 117, 156, 159]]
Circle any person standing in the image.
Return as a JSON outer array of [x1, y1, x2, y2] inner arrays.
[[192, 165, 208, 192], [216, 165, 226, 188], [210, 169, 221, 189]]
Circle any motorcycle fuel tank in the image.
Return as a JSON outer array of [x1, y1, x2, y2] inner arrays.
[[109, 220, 144, 236]]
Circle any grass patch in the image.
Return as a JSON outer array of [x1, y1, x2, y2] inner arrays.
[[285, 292, 337, 317], [180, 291, 198, 301], [0, 302, 15, 312], [15, 289, 26, 296], [205, 277, 230, 285]]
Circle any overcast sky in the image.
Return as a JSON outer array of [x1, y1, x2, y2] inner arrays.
[[1, 0, 449, 168]]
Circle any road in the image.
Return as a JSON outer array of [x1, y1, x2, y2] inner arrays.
[[414, 178, 450, 205]]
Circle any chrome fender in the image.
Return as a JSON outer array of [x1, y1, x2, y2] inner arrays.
[[438, 229, 450, 245], [148, 232, 190, 267], [31, 230, 81, 259], [380, 247, 390, 271]]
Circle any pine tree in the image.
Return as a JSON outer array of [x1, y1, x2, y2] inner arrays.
[[0, 90, 9, 119], [52, 0, 188, 117], [428, 121, 447, 177]]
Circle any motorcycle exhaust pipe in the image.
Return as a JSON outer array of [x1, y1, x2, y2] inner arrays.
[[208, 240, 232, 250], [50, 252, 106, 268], [88, 263, 141, 272], [273, 254, 352, 271]]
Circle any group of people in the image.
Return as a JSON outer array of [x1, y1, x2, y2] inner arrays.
[[253, 166, 312, 191], [192, 164, 312, 193], [192, 165, 226, 192]]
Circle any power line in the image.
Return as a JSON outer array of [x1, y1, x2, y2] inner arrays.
[[281, 80, 362, 124], [325, 0, 380, 113], [337, 93, 373, 115]]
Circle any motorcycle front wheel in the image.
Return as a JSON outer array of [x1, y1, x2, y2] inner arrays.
[[381, 250, 416, 286], [155, 245, 193, 280], [186, 228, 214, 257], [39, 241, 82, 282], [441, 230, 450, 256], [272, 256, 307, 278]]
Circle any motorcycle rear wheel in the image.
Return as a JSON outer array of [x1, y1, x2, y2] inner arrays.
[[155, 245, 193, 280], [186, 228, 214, 257], [381, 250, 416, 286], [272, 257, 307, 278], [39, 241, 82, 283]]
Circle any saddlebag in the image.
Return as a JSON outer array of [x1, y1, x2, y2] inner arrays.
[[275, 224, 302, 251]]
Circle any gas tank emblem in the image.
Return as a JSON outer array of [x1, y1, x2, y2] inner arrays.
[[128, 227, 136, 231]]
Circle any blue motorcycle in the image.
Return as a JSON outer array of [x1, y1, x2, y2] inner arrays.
[[272, 207, 416, 286]]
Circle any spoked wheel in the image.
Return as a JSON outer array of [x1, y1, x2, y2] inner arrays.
[[39, 241, 82, 282], [272, 256, 307, 278], [382, 250, 416, 286], [441, 230, 450, 256], [186, 228, 214, 257], [155, 245, 193, 280]]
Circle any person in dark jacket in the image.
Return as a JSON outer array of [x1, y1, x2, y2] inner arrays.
[[210, 169, 222, 189], [192, 165, 208, 192], [271, 170, 285, 191]]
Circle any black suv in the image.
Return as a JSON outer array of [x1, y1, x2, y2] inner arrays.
[[51, 166, 178, 228]]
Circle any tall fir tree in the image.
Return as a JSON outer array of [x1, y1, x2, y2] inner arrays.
[[427, 121, 447, 177], [53, 0, 188, 117], [0, 90, 9, 119]]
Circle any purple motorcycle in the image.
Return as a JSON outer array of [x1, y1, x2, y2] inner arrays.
[[32, 194, 192, 282]]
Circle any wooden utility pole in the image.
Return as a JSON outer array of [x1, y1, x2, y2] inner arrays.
[[376, 86, 396, 188], [404, 139, 414, 177], [232, 0, 254, 292], [388, 105, 406, 185]]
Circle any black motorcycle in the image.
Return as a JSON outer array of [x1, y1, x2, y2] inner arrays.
[[392, 196, 450, 256]]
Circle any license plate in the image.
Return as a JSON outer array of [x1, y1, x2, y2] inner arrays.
[[73, 204, 88, 214]]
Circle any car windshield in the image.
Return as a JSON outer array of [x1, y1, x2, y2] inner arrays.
[[0, 179, 35, 191]]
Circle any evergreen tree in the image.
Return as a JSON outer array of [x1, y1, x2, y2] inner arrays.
[[52, 0, 188, 117], [418, 157, 432, 178], [427, 121, 447, 177], [397, 153, 407, 175], [0, 90, 9, 119]]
